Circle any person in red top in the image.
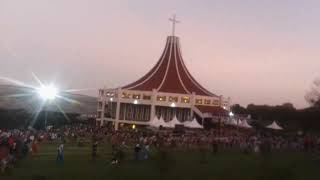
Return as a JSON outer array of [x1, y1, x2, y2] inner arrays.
[[0, 146, 9, 173], [304, 135, 311, 152], [0, 146, 9, 160], [31, 140, 39, 156], [8, 136, 14, 147]]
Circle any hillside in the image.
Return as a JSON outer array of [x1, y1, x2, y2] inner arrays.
[[0, 84, 97, 114]]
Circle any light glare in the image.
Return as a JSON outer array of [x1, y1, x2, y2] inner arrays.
[[38, 85, 58, 100]]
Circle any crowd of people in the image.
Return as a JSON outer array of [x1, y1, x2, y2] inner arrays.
[[1, 123, 319, 173]]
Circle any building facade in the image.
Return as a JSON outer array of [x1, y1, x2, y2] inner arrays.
[[97, 35, 230, 129]]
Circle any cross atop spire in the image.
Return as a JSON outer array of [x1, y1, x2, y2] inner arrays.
[[169, 14, 180, 36]]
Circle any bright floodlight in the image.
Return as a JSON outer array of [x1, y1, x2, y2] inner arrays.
[[38, 85, 58, 100], [133, 99, 138, 104], [229, 112, 234, 117]]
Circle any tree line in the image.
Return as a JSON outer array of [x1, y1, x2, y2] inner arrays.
[[0, 108, 85, 129]]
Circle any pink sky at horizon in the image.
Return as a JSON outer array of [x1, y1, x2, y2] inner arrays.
[[1, 0, 320, 109]]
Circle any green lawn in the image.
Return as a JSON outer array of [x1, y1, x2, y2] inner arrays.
[[1, 141, 319, 180]]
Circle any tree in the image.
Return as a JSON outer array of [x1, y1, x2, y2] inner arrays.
[[305, 78, 320, 108], [231, 104, 248, 115], [281, 103, 296, 110]]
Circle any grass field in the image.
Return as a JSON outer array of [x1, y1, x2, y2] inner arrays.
[[1, 141, 319, 180]]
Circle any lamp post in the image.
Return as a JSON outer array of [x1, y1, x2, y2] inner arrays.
[[109, 97, 113, 119], [133, 99, 139, 121], [44, 105, 48, 128], [170, 103, 176, 123]]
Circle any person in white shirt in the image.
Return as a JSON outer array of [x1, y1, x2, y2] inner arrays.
[[56, 144, 64, 166]]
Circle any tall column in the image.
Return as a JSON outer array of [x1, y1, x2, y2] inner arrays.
[[227, 97, 231, 110], [150, 89, 157, 122], [142, 106, 145, 121], [99, 90, 105, 127], [101, 88, 106, 126], [219, 95, 223, 107], [114, 88, 121, 130], [190, 92, 195, 121]]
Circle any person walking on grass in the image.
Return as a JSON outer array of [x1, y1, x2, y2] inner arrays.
[[111, 145, 120, 165], [134, 144, 141, 161], [143, 144, 150, 160], [56, 143, 64, 166], [92, 141, 98, 161]]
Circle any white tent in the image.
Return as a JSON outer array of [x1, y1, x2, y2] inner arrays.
[[166, 116, 183, 128], [266, 121, 283, 130], [149, 116, 160, 127], [158, 116, 170, 128], [149, 116, 168, 128], [184, 118, 203, 129], [239, 119, 252, 128], [227, 118, 237, 126]]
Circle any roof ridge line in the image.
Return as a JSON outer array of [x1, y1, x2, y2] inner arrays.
[[157, 36, 174, 91], [174, 37, 190, 94]]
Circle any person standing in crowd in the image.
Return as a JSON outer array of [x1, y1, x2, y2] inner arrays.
[[31, 140, 39, 156], [22, 140, 29, 158], [111, 145, 120, 165], [134, 144, 141, 161], [56, 143, 64, 166], [211, 137, 218, 154], [0, 145, 9, 173], [143, 143, 150, 160], [92, 141, 98, 161]]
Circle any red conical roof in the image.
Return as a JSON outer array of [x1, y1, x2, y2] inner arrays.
[[123, 36, 217, 97]]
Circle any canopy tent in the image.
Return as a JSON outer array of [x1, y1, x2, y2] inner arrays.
[[266, 121, 283, 130], [184, 118, 203, 129], [149, 116, 160, 127], [149, 116, 168, 128], [166, 116, 183, 128], [239, 119, 252, 128], [226, 118, 237, 126], [158, 116, 169, 128]]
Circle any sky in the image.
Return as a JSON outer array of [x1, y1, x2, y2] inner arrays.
[[0, 0, 320, 109]]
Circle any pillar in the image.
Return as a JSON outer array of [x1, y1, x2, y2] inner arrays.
[[100, 89, 106, 127], [150, 89, 157, 121], [114, 88, 121, 130], [190, 92, 195, 121]]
